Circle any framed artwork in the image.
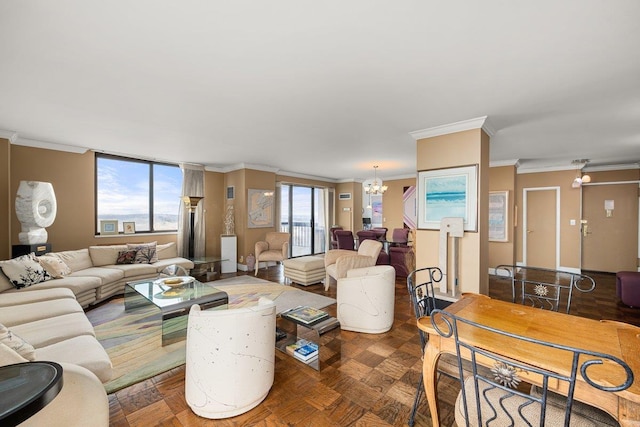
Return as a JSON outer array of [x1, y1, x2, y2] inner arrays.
[[403, 185, 417, 229], [226, 186, 235, 200], [489, 191, 509, 242], [247, 189, 274, 228], [417, 164, 478, 231], [370, 194, 383, 227], [100, 220, 118, 235], [123, 221, 136, 234]]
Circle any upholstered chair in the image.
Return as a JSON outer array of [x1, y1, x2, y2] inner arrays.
[[254, 232, 290, 275], [334, 230, 355, 250], [371, 227, 388, 241], [391, 228, 410, 244], [324, 239, 382, 291], [357, 230, 389, 265], [337, 265, 396, 333], [329, 226, 343, 249], [185, 298, 276, 419], [389, 246, 414, 277]]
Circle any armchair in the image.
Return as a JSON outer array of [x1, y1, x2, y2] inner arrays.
[[337, 265, 395, 333], [254, 232, 289, 276], [185, 298, 276, 419], [324, 239, 382, 291]]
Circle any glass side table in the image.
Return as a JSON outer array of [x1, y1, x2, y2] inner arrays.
[[0, 361, 63, 427]]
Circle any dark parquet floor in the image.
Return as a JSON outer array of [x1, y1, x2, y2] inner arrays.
[[103, 267, 638, 427]]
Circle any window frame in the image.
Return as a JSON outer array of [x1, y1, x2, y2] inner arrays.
[[95, 153, 182, 235]]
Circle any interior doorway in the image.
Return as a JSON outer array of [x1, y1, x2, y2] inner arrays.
[[581, 183, 639, 273], [523, 187, 559, 269]]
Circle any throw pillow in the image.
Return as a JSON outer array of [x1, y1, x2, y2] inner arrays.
[[0, 323, 36, 361], [116, 250, 138, 265], [127, 242, 158, 264], [37, 255, 72, 279], [0, 253, 51, 289]]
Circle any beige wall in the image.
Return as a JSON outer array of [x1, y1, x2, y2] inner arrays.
[[204, 170, 224, 258], [488, 165, 516, 268], [415, 128, 489, 295], [335, 182, 360, 231], [0, 139, 10, 259]]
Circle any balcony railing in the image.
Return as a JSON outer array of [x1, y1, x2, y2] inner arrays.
[[280, 222, 326, 257]]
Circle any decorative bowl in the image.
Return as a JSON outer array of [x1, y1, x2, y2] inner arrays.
[[155, 276, 194, 288]]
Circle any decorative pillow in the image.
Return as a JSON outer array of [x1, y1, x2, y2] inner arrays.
[[0, 253, 51, 289], [37, 255, 72, 279], [0, 323, 36, 361], [116, 250, 138, 265], [127, 242, 158, 264]]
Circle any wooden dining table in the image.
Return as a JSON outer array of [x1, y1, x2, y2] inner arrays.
[[417, 293, 640, 426]]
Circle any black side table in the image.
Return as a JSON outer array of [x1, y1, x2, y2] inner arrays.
[[0, 361, 63, 427]]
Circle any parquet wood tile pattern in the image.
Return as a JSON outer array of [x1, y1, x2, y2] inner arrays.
[[103, 268, 638, 426]]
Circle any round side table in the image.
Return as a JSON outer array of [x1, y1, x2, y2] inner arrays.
[[0, 361, 63, 427]]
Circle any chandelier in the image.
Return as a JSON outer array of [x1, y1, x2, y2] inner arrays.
[[364, 165, 388, 195]]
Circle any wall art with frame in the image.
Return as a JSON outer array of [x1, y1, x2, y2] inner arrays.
[[417, 164, 478, 231], [488, 191, 508, 242], [100, 220, 118, 235], [247, 189, 275, 228]]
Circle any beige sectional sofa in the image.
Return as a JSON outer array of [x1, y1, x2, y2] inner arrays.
[[0, 242, 194, 307], [0, 240, 194, 425]]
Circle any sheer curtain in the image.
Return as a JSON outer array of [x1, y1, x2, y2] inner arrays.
[[178, 165, 205, 259]]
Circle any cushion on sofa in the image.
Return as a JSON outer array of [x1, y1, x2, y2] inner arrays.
[[0, 287, 75, 307], [89, 245, 128, 267], [0, 253, 52, 289], [10, 312, 96, 348], [0, 298, 84, 327], [0, 322, 36, 360], [157, 242, 178, 259], [36, 335, 113, 383], [69, 267, 124, 285], [128, 242, 158, 264], [0, 342, 28, 366], [37, 255, 72, 278], [106, 263, 157, 277], [50, 249, 94, 272], [116, 250, 137, 264]]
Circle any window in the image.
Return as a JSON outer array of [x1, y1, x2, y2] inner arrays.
[[95, 154, 183, 234]]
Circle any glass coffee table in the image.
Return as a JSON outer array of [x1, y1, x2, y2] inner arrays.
[[124, 276, 228, 346]]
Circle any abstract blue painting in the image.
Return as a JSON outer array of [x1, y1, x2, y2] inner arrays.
[[418, 165, 478, 231]]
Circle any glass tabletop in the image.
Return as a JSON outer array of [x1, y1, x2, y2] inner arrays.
[[126, 276, 224, 309], [0, 361, 63, 426]]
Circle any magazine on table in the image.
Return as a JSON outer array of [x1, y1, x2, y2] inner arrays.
[[282, 305, 329, 325], [285, 339, 319, 362]]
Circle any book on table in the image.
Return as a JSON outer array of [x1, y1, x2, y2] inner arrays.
[[282, 305, 329, 325], [285, 339, 319, 363]]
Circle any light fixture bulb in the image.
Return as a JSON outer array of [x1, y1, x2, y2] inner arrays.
[[581, 174, 591, 183]]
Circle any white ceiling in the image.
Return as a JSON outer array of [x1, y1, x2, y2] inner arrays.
[[1, 1, 639, 182]]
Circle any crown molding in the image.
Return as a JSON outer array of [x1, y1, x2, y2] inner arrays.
[[0, 129, 18, 143], [516, 164, 576, 174], [584, 163, 640, 172], [13, 136, 88, 154], [409, 116, 495, 140], [490, 159, 520, 168], [276, 170, 340, 183]]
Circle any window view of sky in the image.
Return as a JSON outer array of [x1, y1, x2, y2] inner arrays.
[[97, 157, 182, 232]]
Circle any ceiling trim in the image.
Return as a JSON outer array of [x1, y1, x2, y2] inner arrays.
[[0, 129, 18, 143], [13, 136, 88, 154], [490, 159, 520, 168], [409, 116, 495, 140]]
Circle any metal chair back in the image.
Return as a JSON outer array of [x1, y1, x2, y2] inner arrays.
[[493, 265, 596, 313], [430, 308, 633, 427]]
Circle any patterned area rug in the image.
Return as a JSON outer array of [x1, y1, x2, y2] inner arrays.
[[88, 277, 335, 394]]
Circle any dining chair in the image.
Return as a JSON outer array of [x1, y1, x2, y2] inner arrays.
[[391, 227, 410, 244], [429, 308, 632, 426], [334, 230, 355, 250], [406, 267, 450, 427], [329, 226, 343, 249], [493, 265, 596, 313]]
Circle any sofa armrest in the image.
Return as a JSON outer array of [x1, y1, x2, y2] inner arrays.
[[281, 242, 289, 259], [334, 255, 377, 279], [324, 249, 356, 267]]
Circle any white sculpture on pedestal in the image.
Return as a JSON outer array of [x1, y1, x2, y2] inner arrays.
[[15, 181, 57, 244], [439, 217, 464, 297]]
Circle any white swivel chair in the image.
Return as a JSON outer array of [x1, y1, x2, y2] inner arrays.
[[337, 265, 396, 333], [185, 298, 276, 419], [324, 239, 382, 291]]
